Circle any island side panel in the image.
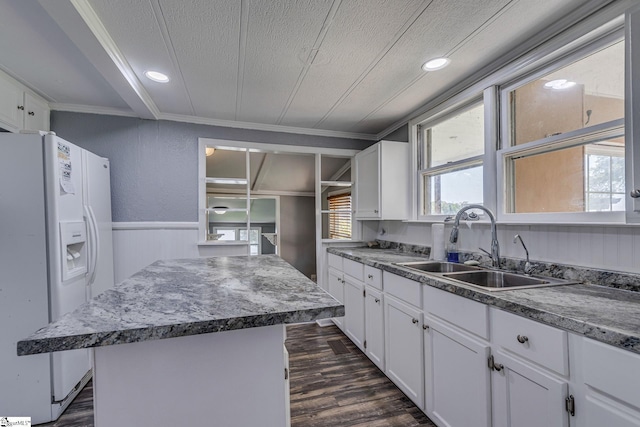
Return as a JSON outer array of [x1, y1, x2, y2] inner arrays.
[[93, 324, 288, 426]]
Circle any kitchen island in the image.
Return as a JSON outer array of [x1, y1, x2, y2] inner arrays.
[[18, 255, 344, 426]]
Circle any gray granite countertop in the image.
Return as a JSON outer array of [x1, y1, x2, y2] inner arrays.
[[18, 255, 344, 356], [328, 247, 640, 355]]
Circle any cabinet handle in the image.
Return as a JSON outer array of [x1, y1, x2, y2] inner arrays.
[[374, 209, 379, 213], [28, 111, 35, 116], [367, 274, 373, 279], [488, 355, 504, 372], [423, 324, 429, 330], [517, 335, 529, 344], [412, 318, 419, 324], [17, 105, 24, 110], [631, 189, 640, 198], [374, 298, 380, 303]]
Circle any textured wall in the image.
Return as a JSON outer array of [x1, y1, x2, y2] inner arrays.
[[50, 111, 371, 222]]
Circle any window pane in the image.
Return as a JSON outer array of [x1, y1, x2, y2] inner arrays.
[[427, 104, 484, 167], [213, 229, 236, 241], [425, 165, 483, 215], [510, 41, 624, 146], [508, 139, 624, 213], [250, 245, 259, 255]]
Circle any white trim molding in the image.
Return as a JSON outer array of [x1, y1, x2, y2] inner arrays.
[[112, 222, 198, 231]]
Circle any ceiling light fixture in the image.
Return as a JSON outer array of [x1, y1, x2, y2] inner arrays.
[[205, 147, 215, 156], [422, 57, 450, 71], [544, 79, 576, 90], [212, 206, 228, 215], [144, 70, 170, 83]]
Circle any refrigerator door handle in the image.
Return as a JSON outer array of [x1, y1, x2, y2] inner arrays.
[[88, 206, 100, 287], [83, 205, 98, 289]]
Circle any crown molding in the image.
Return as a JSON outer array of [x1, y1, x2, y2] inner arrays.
[[51, 103, 137, 118]]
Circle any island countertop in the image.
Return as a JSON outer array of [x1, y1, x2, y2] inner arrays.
[[18, 255, 344, 356]]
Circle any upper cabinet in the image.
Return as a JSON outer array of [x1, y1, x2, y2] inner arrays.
[[355, 140, 409, 220], [0, 70, 50, 133]]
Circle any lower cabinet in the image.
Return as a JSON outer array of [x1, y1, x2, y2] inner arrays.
[[491, 349, 569, 427], [364, 286, 385, 370], [327, 267, 345, 330], [384, 294, 424, 409], [423, 315, 491, 427], [344, 276, 365, 350]]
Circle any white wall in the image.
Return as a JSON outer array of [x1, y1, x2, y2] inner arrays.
[[378, 220, 640, 274]]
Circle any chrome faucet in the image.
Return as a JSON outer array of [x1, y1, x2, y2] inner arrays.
[[449, 205, 500, 268], [513, 234, 533, 275]]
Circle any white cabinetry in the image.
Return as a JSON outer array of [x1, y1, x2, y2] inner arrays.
[[570, 336, 640, 427], [423, 286, 491, 427], [364, 286, 384, 370], [0, 71, 49, 132], [344, 275, 365, 350], [383, 271, 423, 409], [326, 257, 345, 331], [490, 308, 570, 427], [355, 141, 409, 220]]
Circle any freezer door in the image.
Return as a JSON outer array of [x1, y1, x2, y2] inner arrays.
[[82, 149, 115, 298], [43, 135, 92, 402]]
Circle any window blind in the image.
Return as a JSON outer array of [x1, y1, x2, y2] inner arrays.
[[328, 193, 352, 239]]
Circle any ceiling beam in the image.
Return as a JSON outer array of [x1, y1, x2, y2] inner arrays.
[[39, 0, 160, 119]]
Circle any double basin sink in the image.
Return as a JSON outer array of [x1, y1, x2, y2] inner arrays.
[[396, 261, 578, 292]]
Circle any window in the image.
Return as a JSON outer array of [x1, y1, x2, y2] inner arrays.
[[499, 39, 625, 219], [327, 192, 352, 239], [418, 102, 485, 216], [213, 227, 262, 255]]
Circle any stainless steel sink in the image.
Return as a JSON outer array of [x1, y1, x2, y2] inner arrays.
[[397, 261, 482, 273], [442, 270, 577, 292]]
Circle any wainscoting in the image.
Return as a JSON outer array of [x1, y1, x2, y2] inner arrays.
[[379, 221, 640, 275], [112, 222, 247, 283]]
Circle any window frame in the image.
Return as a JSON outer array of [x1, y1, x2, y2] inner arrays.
[[497, 30, 626, 224], [414, 96, 491, 221]]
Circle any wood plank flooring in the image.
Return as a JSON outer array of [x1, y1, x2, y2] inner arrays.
[[287, 323, 435, 427], [39, 323, 436, 426]]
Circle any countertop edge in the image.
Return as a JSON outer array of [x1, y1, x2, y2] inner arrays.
[[18, 306, 344, 356]]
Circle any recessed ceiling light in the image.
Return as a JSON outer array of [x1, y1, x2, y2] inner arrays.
[[144, 70, 170, 83], [544, 79, 576, 90], [422, 57, 450, 71]]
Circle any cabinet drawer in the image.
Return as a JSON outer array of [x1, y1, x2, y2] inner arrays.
[[383, 271, 421, 308], [583, 338, 640, 410], [327, 253, 343, 270], [364, 265, 382, 290], [343, 258, 364, 281], [423, 286, 488, 340], [490, 308, 568, 376]]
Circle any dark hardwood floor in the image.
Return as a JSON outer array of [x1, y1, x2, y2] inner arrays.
[[40, 323, 436, 426]]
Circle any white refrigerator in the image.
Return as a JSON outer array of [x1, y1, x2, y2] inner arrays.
[[0, 132, 115, 423]]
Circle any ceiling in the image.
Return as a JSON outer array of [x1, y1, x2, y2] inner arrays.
[[0, 0, 598, 140]]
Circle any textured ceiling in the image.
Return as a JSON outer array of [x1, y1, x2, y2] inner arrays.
[[0, 0, 600, 139]]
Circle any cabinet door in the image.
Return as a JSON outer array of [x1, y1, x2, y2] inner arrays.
[[492, 350, 569, 427], [384, 295, 424, 409], [344, 277, 365, 351], [355, 144, 380, 219], [0, 75, 23, 130], [24, 92, 50, 132], [327, 268, 344, 330], [424, 317, 491, 427], [364, 287, 384, 370]]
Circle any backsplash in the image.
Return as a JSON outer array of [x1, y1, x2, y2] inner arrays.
[[376, 239, 640, 293]]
